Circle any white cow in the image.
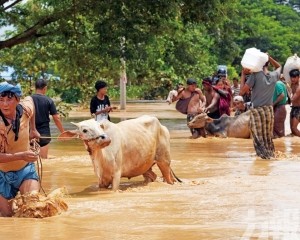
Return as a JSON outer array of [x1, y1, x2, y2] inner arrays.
[[59, 116, 179, 190]]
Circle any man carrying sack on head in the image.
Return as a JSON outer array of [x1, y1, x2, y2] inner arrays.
[[240, 55, 281, 159]]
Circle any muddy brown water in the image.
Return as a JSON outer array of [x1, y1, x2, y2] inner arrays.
[[1, 103, 300, 240]]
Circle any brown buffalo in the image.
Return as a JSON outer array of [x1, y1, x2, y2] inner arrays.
[[188, 111, 251, 138]]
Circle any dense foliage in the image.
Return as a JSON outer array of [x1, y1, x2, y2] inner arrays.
[[0, 0, 299, 102]]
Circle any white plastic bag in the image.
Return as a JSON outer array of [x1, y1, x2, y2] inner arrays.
[[283, 54, 300, 84], [241, 48, 268, 72]]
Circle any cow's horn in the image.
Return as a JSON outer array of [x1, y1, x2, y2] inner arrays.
[[71, 122, 80, 128]]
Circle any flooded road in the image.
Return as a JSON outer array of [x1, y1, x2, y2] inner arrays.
[[1, 103, 300, 240]]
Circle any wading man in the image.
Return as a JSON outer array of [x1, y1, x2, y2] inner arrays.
[[32, 79, 64, 159], [289, 69, 300, 137], [173, 78, 206, 138], [240, 55, 281, 159], [0, 82, 40, 217]]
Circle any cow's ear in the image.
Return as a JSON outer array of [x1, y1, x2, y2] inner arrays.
[[205, 116, 214, 123], [99, 119, 108, 130], [99, 121, 108, 130]]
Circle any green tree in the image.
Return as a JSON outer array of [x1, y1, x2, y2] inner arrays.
[[3, 0, 299, 101], [233, 0, 300, 66]]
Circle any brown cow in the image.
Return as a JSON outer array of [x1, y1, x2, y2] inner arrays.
[[59, 116, 180, 190], [188, 111, 251, 138]]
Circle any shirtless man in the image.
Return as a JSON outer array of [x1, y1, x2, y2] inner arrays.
[[202, 77, 221, 119], [289, 69, 300, 136], [173, 78, 206, 138]]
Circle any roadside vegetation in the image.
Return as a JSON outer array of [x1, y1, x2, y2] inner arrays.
[[0, 0, 299, 105]]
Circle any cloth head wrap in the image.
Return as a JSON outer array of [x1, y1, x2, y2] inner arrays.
[[202, 79, 212, 86], [0, 81, 22, 97], [0, 82, 23, 142]]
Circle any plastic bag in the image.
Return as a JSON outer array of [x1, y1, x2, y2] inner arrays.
[[241, 48, 268, 72], [283, 54, 300, 84]]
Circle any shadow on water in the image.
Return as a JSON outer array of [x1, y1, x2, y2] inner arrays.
[[69, 180, 148, 198]]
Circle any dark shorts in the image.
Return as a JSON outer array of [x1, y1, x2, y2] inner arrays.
[[37, 127, 51, 147], [290, 106, 300, 121], [0, 163, 39, 199], [207, 111, 221, 119]]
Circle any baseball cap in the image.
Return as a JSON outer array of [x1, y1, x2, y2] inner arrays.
[[233, 96, 244, 102], [217, 69, 227, 77], [186, 78, 197, 85]]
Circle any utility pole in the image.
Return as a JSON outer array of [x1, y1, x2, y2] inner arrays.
[[120, 36, 127, 110], [28, 74, 33, 95]]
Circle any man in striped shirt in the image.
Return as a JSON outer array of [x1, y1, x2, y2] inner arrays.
[[231, 77, 240, 98]]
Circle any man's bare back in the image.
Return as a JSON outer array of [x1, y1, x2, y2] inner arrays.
[[174, 84, 205, 115], [179, 89, 204, 114]]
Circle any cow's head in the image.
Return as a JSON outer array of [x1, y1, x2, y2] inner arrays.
[[187, 113, 213, 129], [58, 119, 111, 148]]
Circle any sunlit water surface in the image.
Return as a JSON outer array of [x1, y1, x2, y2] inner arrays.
[[1, 104, 300, 240]]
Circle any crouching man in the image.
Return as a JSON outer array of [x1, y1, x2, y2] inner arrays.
[[233, 96, 251, 116]]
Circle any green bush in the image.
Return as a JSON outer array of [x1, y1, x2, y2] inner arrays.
[[60, 87, 82, 103]]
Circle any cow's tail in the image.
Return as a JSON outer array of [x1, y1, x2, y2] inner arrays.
[[171, 168, 182, 183]]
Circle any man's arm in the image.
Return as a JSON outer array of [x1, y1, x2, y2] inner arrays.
[[172, 88, 184, 102], [204, 93, 220, 113], [195, 88, 206, 107], [0, 151, 38, 163], [268, 55, 281, 70], [28, 97, 40, 140], [52, 114, 64, 133], [273, 93, 284, 106], [292, 85, 300, 105], [239, 69, 251, 96]]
